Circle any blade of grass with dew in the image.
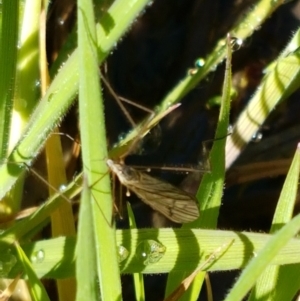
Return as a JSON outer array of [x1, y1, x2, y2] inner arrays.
[[14, 242, 50, 301], [109, 0, 288, 160], [127, 202, 145, 301], [165, 34, 232, 300], [0, 0, 153, 201], [0, 0, 287, 207], [96, 1, 288, 166], [157, 0, 285, 112], [77, 0, 121, 300], [224, 213, 300, 301], [247, 144, 300, 301], [226, 28, 300, 168], [9, 228, 300, 279]]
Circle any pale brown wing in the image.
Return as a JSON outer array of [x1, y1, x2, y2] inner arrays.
[[127, 171, 199, 223], [107, 160, 199, 223]]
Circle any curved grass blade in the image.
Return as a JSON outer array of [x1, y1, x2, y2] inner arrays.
[[226, 28, 300, 168], [224, 213, 300, 301], [247, 143, 300, 300], [165, 33, 232, 300]]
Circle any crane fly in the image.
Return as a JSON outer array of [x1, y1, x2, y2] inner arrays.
[[107, 159, 200, 223], [97, 71, 201, 223]]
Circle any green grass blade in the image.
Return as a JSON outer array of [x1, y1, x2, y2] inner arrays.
[[4, 0, 42, 221], [15, 0, 41, 124], [226, 28, 300, 168], [224, 213, 300, 301], [7, 228, 300, 279], [247, 145, 300, 300], [14, 243, 50, 301], [268, 265, 300, 301], [195, 34, 232, 227], [0, 0, 24, 223], [271, 144, 300, 232], [165, 34, 232, 300], [76, 181, 100, 301], [76, 0, 121, 300], [127, 202, 145, 301], [0, 0, 19, 159], [158, 0, 284, 112]]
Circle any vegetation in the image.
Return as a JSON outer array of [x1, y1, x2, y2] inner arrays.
[[0, 0, 300, 300]]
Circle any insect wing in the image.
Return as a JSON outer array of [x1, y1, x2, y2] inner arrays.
[[127, 171, 199, 223], [107, 160, 199, 223]]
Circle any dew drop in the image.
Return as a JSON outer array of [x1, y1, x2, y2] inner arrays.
[[230, 37, 243, 51], [188, 68, 198, 76], [217, 39, 226, 48], [195, 58, 205, 68], [117, 132, 127, 143], [117, 245, 129, 263], [57, 18, 65, 26], [35, 79, 41, 88], [135, 240, 166, 265], [227, 124, 233, 134], [126, 190, 131, 197], [256, 15, 262, 22], [31, 249, 45, 263], [147, 0, 154, 6], [59, 184, 67, 192], [251, 131, 263, 143]]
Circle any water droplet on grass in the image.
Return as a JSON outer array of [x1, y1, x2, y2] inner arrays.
[[135, 240, 166, 265]]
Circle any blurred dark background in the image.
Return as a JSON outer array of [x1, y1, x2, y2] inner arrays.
[[44, 0, 300, 300]]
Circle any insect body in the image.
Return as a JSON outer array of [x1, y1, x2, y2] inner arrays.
[[106, 159, 199, 223]]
